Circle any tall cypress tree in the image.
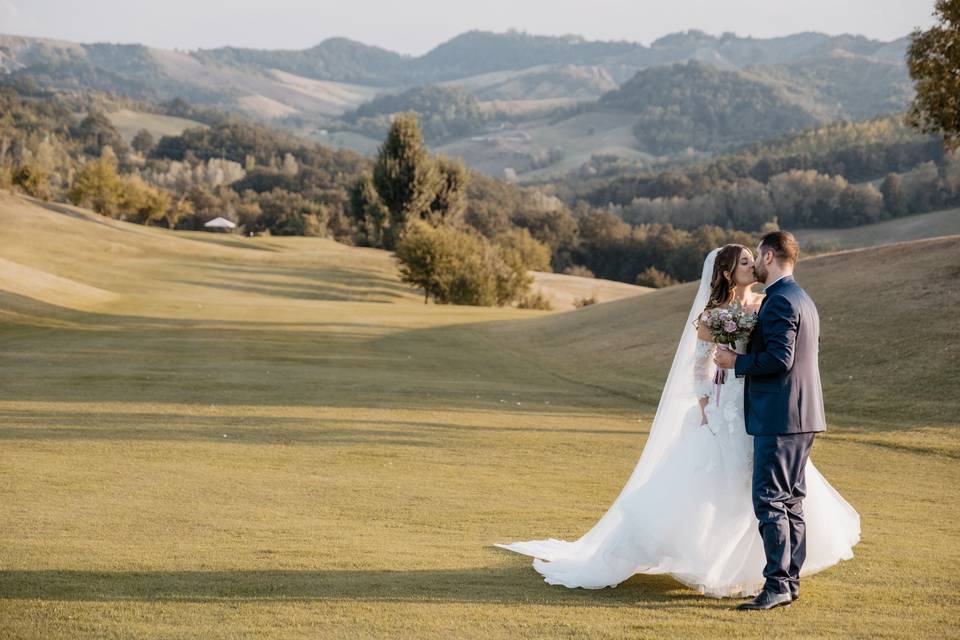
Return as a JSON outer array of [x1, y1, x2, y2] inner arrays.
[[372, 112, 441, 249], [427, 155, 469, 227]]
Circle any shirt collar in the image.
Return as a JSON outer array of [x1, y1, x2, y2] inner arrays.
[[763, 274, 791, 292]]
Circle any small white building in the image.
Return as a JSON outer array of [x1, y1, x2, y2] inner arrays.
[[203, 217, 237, 233]]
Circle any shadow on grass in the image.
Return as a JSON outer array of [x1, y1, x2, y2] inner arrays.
[[199, 263, 418, 296], [175, 234, 281, 252], [0, 567, 706, 608], [171, 278, 405, 303], [0, 411, 645, 444], [29, 199, 147, 236], [0, 291, 635, 414]]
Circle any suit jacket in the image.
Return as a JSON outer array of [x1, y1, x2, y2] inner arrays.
[[734, 275, 826, 436]]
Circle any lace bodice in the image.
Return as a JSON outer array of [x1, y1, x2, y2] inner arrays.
[[694, 338, 747, 396], [694, 339, 718, 399], [694, 338, 749, 437]]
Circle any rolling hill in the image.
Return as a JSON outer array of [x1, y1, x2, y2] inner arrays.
[[600, 60, 823, 154], [529, 270, 650, 310], [0, 192, 957, 638], [481, 234, 960, 441], [1, 29, 915, 178], [794, 207, 960, 251], [0, 193, 646, 314], [104, 108, 206, 143]]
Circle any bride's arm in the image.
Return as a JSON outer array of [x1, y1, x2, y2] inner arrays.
[[694, 323, 716, 424]]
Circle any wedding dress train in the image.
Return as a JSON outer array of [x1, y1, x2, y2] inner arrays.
[[495, 249, 860, 597]]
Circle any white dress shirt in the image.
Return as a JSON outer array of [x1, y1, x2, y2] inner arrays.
[[763, 273, 790, 292]]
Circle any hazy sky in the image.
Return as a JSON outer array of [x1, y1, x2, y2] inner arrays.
[[0, 0, 938, 55]]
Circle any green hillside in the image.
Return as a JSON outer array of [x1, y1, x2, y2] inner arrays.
[[794, 207, 960, 250], [0, 192, 957, 638], [105, 108, 206, 143], [482, 235, 959, 446], [450, 64, 618, 102], [1, 29, 917, 181], [601, 61, 822, 154]]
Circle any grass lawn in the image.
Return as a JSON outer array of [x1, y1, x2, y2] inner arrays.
[[1, 193, 958, 638]]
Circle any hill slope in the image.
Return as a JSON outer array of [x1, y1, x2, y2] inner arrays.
[[1, 30, 910, 122], [483, 236, 960, 438], [600, 60, 823, 154], [0, 192, 957, 638], [1, 29, 915, 179], [794, 207, 960, 250]]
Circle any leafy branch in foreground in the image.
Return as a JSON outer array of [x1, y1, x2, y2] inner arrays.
[[908, 0, 960, 150]]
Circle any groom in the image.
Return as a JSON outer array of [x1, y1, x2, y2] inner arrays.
[[714, 230, 826, 611]]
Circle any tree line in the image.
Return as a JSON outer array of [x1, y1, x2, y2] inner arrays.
[[4, 19, 958, 311]]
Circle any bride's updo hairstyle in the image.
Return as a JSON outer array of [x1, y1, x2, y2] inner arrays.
[[706, 244, 749, 309]]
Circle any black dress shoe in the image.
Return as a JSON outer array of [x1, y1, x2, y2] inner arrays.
[[735, 590, 792, 611]]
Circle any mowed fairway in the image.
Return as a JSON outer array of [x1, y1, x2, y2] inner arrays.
[[0, 192, 958, 639]]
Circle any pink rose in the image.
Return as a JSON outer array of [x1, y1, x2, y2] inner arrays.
[[724, 320, 738, 333]]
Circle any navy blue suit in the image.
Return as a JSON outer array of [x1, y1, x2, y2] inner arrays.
[[734, 275, 825, 595]]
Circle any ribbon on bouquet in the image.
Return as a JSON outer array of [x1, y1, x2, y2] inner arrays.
[[714, 344, 731, 406], [714, 368, 726, 406]]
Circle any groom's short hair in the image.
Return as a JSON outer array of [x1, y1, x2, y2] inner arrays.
[[759, 230, 799, 266]]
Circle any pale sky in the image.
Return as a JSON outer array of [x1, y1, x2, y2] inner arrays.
[[0, 0, 937, 55]]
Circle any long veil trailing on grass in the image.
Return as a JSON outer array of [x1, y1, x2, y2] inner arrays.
[[495, 247, 860, 596], [493, 249, 720, 579]]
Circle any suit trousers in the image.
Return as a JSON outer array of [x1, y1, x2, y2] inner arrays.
[[752, 432, 816, 595]]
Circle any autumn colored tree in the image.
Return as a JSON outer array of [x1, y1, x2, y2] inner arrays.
[[908, 0, 960, 149]]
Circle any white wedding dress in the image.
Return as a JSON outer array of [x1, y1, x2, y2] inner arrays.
[[495, 249, 860, 597]]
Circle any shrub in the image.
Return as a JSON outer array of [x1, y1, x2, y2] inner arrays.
[[12, 163, 52, 199], [493, 227, 552, 271], [635, 266, 679, 288], [516, 290, 554, 310], [394, 220, 531, 306], [68, 156, 123, 215], [562, 264, 595, 278]]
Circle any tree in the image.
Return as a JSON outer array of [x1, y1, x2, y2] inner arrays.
[[427, 155, 469, 226], [74, 110, 126, 156], [907, 0, 960, 150], [68, 154, 123, 216], [635, 266, 678, 288], [131, 129, 155, 155], [372, 112, 441, 249], [256, 188, 326, 236], [234, 190, 264, 232], [395, 220, 490, 305], [493, 228, 552, 272], [166, 196, 194, 229], [141, 186, 172, 226], [394, 221, 530, 306], [281, 152, 299, 176], [349, 173, 390, 247], [11, 163, 51, 199], [117, 176, 171, 225], [880, 173, 907, 217]]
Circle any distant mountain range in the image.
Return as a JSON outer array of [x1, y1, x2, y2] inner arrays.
[[0, 29, 915, 179]]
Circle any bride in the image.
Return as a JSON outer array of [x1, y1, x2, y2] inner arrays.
[[495, 245, 860, 597]]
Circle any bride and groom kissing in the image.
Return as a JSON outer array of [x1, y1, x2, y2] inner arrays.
[[496, 230, 860, 610]]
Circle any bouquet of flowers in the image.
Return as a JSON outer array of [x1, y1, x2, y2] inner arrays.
[[696, 301, 758, 405]]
